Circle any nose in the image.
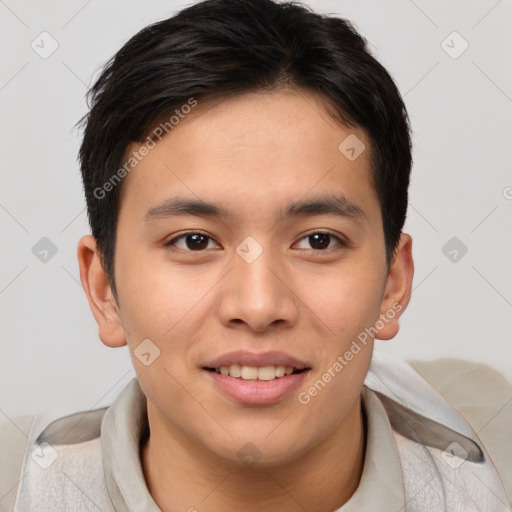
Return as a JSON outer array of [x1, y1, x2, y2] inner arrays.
[[217, 242, 299, 333]]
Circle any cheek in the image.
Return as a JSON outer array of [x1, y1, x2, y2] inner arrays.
[[117, 261, 202, 395], [297, 263, 383, 341], [116, 253, 219, 369], [117, 253, 188, 332]]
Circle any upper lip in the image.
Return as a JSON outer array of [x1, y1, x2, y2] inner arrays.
[[203, 350, 311, 370]]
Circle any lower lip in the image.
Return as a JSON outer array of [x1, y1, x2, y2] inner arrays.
[[203, 369, 311, 405]]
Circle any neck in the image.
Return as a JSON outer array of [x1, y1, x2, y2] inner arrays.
[[141, 398, 365, 512]]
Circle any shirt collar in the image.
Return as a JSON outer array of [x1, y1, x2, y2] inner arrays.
[[334, 386, 405, 511], [101, 378, 405, 511], [101, 377, 160, 512]]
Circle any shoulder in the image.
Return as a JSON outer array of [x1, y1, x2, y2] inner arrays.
[[1, 407, 109, 511], [408, 358, 512, 504]]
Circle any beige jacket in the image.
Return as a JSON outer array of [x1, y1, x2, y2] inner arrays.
[[1, 356, 511, 511]]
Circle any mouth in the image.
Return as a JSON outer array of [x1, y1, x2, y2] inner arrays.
[[202, 364, 312, 405], [201, 350, 312, 404], [203, 365, 310, 380]]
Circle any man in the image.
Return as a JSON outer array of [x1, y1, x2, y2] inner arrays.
[[1, 0, 511, 510]]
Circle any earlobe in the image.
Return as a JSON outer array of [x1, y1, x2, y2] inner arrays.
[[77, 235, 127, 348], [374, 233, 414, 341]]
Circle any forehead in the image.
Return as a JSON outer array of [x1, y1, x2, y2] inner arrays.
[[118, 87, 380, 228]]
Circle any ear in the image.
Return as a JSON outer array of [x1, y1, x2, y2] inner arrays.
[[374, 233, 414, 341], [77, 235, 127, 348]]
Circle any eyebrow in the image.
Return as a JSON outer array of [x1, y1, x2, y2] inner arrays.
[[144, 194, 367, 225]]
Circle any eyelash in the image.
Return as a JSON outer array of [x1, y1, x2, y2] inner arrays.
[[164, 230, 347, 252]]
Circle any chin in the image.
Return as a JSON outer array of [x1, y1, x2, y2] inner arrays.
[[202, 427, 314, 469]]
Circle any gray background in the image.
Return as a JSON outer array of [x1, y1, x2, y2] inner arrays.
[[1, 0, 511, 420]]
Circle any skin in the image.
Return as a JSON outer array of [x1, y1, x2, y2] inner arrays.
[[78, 86, 414, 511]]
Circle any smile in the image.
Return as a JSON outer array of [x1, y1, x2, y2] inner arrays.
[[203, 366, 311, 405], [205, 364, 309, 381]]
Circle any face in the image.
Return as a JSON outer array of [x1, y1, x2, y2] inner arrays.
[[79, 87, 413, 466]]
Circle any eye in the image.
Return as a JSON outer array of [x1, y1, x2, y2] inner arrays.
[[164, 232, 220, 251], [164, 230, 346, 253], [294, 231, 346, 251]]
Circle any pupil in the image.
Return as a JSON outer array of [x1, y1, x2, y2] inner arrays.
[[186, 234, 208, 250], [310, 233, 330, 250]]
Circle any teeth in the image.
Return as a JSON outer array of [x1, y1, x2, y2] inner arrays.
[[215, 364, 298, 380], [275, 366, 286, 377], [257, 366, 276, 380], [241, 366, 258, 380], [229, 364, 241, 378]]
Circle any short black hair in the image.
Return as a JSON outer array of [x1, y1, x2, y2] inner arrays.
[[76, 0, 412, 303]]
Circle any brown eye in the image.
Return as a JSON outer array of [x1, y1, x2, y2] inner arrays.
[[165, 232, 218, 251], [295, 231, 345, 251], [308, 233, 330, 250]]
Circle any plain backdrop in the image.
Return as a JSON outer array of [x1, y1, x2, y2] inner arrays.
[[1, 0, 511, 420]]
